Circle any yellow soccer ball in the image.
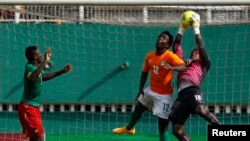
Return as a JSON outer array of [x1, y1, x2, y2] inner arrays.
[[181, 10, 199, 28]]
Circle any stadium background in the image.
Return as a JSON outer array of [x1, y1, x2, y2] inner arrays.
[[0, 5, 250, 141]]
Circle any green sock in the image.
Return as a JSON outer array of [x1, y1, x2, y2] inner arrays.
[[159, 131, 169, 141], [127, 111, 141, 130]]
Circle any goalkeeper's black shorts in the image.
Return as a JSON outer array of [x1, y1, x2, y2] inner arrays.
[[169, 86, 203, 125]]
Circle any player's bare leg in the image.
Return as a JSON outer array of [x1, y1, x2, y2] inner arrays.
[[112, 102, 147, 135], [195, 105, 220, 125], [172, 123, 190, 141], [158, 117, 170, 141]]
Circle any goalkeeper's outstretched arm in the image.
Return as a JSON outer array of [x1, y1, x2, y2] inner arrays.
[[192, 14, 211, 70]]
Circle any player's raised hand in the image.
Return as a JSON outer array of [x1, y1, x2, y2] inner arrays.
[[63, 64, 72, 73], [178, 17, 187, 35], [44, 48, 51, 62], [191, 13, 200, 34], [191, 13, 200, 28]]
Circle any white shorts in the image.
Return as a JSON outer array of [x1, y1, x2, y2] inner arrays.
[[138, 87, 173, 119]]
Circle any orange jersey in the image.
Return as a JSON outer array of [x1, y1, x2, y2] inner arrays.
[[142, 50, 185, 94]]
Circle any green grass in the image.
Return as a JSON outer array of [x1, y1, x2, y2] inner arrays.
[[46, 134, 207, 141]]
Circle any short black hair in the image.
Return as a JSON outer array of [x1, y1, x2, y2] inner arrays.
[[161, 30, 173, 47], [25, 46, 38, 62], [191, 48, 198, 52]]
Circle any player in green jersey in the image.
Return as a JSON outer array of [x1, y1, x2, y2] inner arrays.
[[18, 46, 72, 141]]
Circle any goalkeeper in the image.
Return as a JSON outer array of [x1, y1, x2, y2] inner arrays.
[[169, 12, 221, 141]]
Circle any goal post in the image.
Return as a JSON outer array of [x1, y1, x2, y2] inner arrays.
[[0, 0, 250, 5], [0, 1, 250, 141]]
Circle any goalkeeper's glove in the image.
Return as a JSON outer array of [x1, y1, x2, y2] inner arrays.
[[191, 13, 200, 34], [178, 20, 189, 36], [178, 25, 186, 35]]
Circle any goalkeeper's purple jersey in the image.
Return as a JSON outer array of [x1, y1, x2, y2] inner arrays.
[[173, 43, 209, 87]]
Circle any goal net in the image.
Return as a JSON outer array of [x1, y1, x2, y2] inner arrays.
[[0, 1, 250, 141]]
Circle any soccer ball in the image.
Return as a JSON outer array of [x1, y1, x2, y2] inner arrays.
[[181, 10, 199, 28]]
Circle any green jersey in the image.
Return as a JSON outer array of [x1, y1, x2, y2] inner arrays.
[[21, 63, 45, 107]]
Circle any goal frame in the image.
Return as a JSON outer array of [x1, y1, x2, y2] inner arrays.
[[0, 0, 250, 5]]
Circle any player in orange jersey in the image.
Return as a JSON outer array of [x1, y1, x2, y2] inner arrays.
[[112, 30, 187, 141]]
